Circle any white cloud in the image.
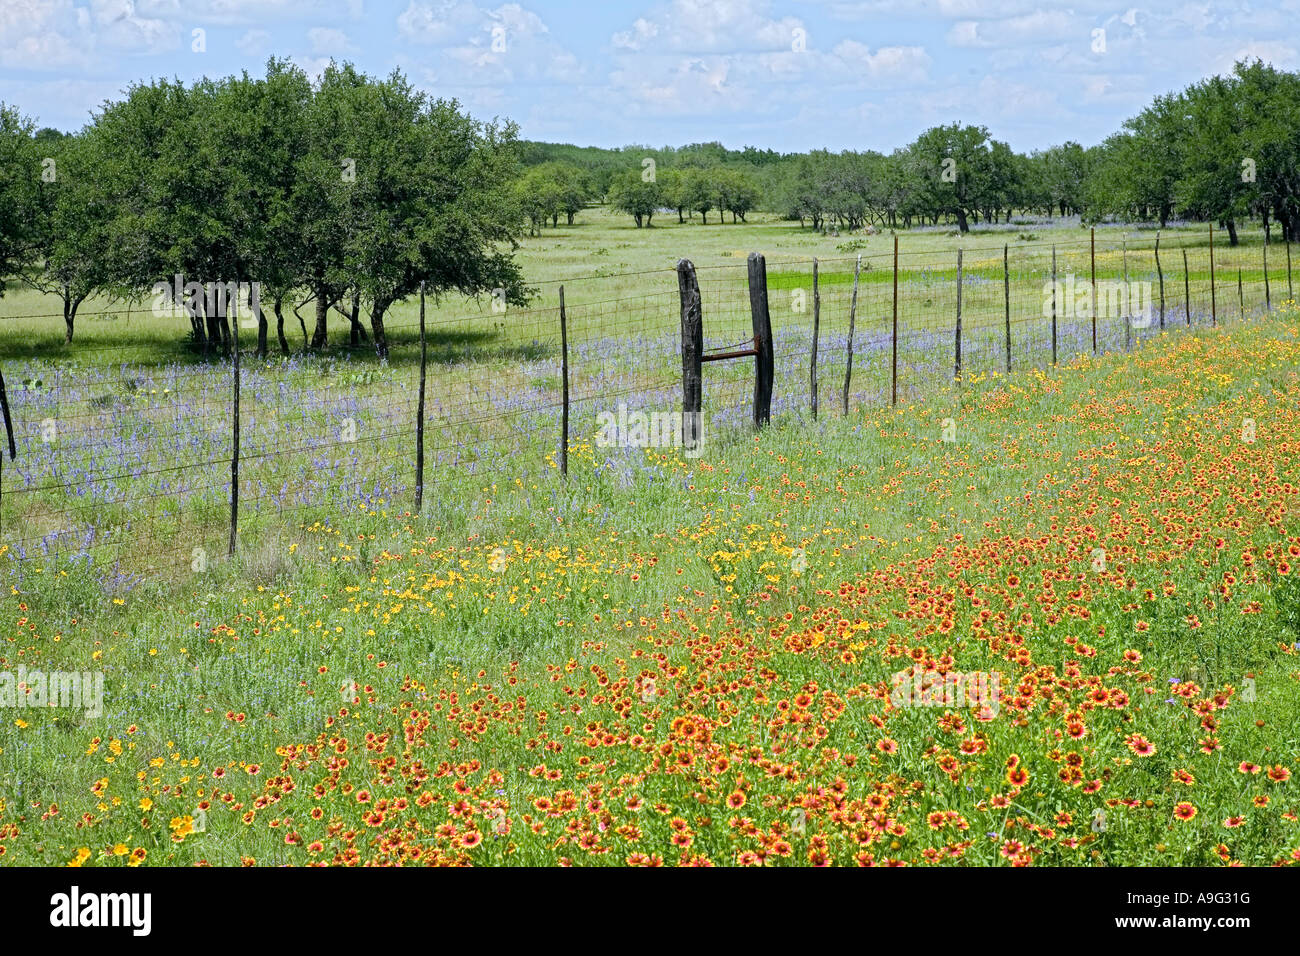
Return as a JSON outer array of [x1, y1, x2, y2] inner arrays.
[[1211, 40, 1298, 73], [832, 40, 932, 83], [396, 0, 480, 44], [612, 18, 657, 51], [91, 0, 177, 54], [611, 0, 805, 53], [307, 26, 353, 54], [236, 28, 270, 55], [946, 10, 1077, 48]]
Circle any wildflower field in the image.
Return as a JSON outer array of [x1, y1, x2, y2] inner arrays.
[[4, 292, 1300, 866]]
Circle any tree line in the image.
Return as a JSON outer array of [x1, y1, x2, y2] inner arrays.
[[1, 58, 1297, 352], [519, 59, 1300, 240], [0, 59, 528, 353]]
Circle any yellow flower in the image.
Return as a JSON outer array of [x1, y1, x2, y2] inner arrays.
[[168, 815, 195, 842], [139, 797, 153, 811]]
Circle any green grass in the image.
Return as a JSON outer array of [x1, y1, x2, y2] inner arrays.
[[3, 210, 1300, 866], [2, 306, 1300, 864]]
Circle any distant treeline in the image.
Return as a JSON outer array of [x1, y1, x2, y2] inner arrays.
[[517, 59, 1300, 241], [1, 58, 1297, 355]]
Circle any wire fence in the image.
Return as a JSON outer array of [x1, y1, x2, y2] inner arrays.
[[0, 226, 1291, 587]]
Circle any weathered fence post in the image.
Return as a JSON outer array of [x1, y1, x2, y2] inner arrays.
[[1090, 227, 1097, 353], [559, 285, 569, 476], [0, 366, 14, 531], [1288, 239, 1294, 300], [1183, 248, 1192, 326], [415, 281, 427, 512], [1050, 246, 1058, 365], [955, 249, 964, 381], [747, 253, 774, 427], [678, 259, 703, 452], [810, 258, 819, 420], [1263, 235, 1271, 311], [1122, 235, 1131, 350], [1155, 233, 1165, 329], [844, 254, 860, 415], [0, 366, 13, 461], [892, 234, 900, 405], [1238, 268, 1245, 321], [229, 292, 241, 557], [1209, 223, 1217, 327], [1002, 243, 1011, 373]]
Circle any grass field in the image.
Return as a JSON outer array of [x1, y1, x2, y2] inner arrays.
[[2, 209, 1300, 865]]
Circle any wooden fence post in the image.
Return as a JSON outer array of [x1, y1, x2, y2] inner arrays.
[[560, 285, 569, 476], [678, 259, 703, 452], [1263, 236, 1271, 311], [0, 366, 13, 461], [1183, 248, 1192, 326], [747, 252, 774, 427], [1122, 235, 1131, 350], [1002, 243, 1011, 373], [810, 258, 819, 420], [0, 366, 14, 534], [229, 292, 241, 558], [415, 281, 427, 513], [955, 249, 964, 381], [1090, 227, 1097, 353], [1288, 239, 1293, 300], [1050, 245, 1057, 365], [1155, 233, 1165, 330], [1238, 268, 1244, 321], [1209, 223, 1217, 327], [892, 234, 900, 405], [844, 254, 860, 415]]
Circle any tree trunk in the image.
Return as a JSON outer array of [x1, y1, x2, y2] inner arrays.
[[189, 297, 208, 355], [63, 296, 86, 344], [253, 286, 268, 358], [62, 289, 77, 343], [956, 208, 970, 233], [311, 286, 328, 349], [205, 302, 223, 355], [274, 296, 289, 355], [371, 301, 389, 361], [349, 289, 362, 349], [1225, 219, 1239, 247]]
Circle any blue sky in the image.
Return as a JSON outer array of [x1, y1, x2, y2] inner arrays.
[[2, 0, 1297, 153]]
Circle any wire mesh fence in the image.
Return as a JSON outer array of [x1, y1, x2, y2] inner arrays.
[[0, 227, 1290, 586]]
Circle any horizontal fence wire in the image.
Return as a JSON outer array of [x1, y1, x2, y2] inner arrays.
[[0, 229, 1290, 587]]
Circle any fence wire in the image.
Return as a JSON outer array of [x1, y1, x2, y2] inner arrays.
[[0, 229, 1290, 585]]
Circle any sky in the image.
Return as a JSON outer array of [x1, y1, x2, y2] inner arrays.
[[1, 0, 1297, 154]]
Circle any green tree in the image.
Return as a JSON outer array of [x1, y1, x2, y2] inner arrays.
[[607, 169, 663, 227], [904, 123, 996, 233], [0, 104, 39, 298], [28, 131, 117, 343], [341, 78, 529, 359]]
